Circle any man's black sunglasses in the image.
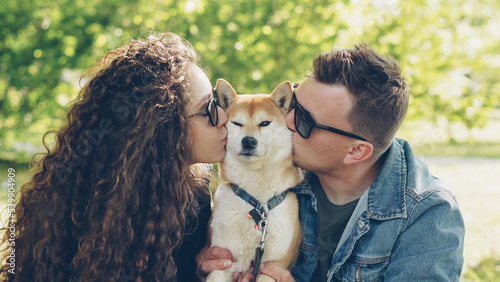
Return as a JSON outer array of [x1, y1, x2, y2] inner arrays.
[[188, 88, 219, 127], [291, 84, 368, 141]]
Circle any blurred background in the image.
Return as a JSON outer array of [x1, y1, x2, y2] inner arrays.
[[0, 0, 499, 280]]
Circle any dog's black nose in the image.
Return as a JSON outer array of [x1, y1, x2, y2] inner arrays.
[[241, 136, 257, 149]]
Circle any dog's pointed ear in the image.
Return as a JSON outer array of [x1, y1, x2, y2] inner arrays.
[[270, 81, 294, 113], [215, 79, 237, 110]]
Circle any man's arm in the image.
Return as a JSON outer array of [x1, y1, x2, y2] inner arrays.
[[383, 190, 465, 280]]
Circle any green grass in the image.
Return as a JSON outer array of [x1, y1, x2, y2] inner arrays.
[[412, 142, 500, 159], [462, 257, 500, 281], [0, 161, 31, 203], [399, 110, 500, 159]]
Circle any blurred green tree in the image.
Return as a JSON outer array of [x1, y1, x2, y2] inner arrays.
[[1, 0, 499, 162]]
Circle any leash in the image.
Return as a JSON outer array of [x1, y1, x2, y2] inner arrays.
[[230, 184, 288, 281], [251, 218, 268, 282]]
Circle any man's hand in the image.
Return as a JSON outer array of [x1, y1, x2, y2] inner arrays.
[[196, 246, 237, 280], [233, 262, 295, 282]]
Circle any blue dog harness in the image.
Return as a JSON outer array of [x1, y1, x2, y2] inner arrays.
[[230, 183, 289, 281], [231, 183, 288, 229]]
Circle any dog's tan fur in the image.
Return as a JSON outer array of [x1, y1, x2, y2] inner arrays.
[[206, 79, 303, 282]]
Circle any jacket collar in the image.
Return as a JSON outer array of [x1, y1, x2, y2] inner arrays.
[[365, 138, 408, 220]]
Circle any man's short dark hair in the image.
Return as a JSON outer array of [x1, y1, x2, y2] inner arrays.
[[312, 43, 409, 154]]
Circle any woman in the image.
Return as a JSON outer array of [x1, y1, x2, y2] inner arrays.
[[0, 32, 228, 281]]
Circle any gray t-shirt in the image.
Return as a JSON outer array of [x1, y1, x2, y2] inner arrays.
[[310, 176, 359, 282]]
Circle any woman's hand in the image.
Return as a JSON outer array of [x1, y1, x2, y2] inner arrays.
[[196, 246, 237, 281]]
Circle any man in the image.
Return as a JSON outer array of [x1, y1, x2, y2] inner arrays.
[[197, 44, 465, 281]]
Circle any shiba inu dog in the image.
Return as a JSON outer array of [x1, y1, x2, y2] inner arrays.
[[206, 79, 303, 282]]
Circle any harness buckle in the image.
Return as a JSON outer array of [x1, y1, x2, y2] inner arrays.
[[258, 219, 268, 249]]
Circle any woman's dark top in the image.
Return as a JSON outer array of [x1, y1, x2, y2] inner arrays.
[[173, 189, 212, 282]]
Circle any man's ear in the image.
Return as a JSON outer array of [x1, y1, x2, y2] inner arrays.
[[215, 79, 237, 110], [343, 142, 374, 165], [270, 81, 293, 113]]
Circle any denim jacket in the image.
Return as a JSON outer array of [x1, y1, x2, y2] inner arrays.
[[290, 138, 465, 281]]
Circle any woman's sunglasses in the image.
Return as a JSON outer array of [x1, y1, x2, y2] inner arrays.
[[291, 84, 368, 141], [188, 88, 219, 127]]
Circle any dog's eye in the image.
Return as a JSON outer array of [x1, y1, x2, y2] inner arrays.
[[259, 121, 271, 127], [232, 121, 243, 127]]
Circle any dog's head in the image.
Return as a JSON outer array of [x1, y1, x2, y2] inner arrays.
[[215, 79, 294, 166]]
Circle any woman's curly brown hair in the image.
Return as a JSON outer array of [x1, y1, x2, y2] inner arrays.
[[1, 32, 210, 281]]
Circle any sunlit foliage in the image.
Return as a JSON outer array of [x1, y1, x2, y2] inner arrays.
[[1, 0, 499, 162]]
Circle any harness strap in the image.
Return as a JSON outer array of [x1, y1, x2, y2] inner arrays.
[[231, 183, 288, 228], [231, 183, 284, 281]]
